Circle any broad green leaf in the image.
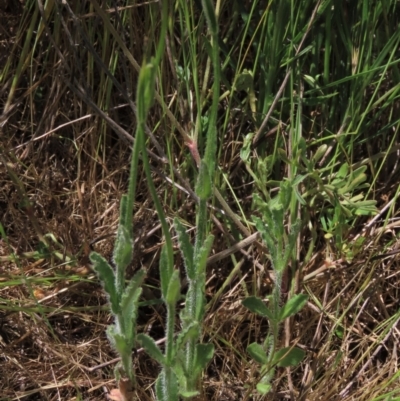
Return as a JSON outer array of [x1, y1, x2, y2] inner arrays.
[[330, 178, 346, 189], [278, 180, 292, 210], [120, 269, 146, 312], [90, 252, 119, 314], [355, 206, 377, 216], [172, 362, 187, 394], [337, 166, 367, 195], [113, 224, 133, 270], [193, 234, 214, 277], [272, 346, 305, 367], [247, 342, 269, 365], [337, 175, 367, 195], [137, 333, 166, 365], [195, 161, 212, 200], [348, 193, 364, 202], [351, 200, 377, 207], [156, 368, 179, 401], [278, 294, 308, 321], [105, 325, 117, 350], [194, 343, 214, 374], [120, 269, 146, 343], [242, 296, 274, 320], [256, 382, 272, 395], [352, 165, 368, 178], [179, 390, 199, 398], [175, 322, 199, 352], [120, 293, 141, 344], [165, 269, 181, 305], [312, 144, 328, 163], [118, 194, 129, 229], [107, 326, 129, 356], [337, 163, 349, 178], [174, 218, 194, 280]]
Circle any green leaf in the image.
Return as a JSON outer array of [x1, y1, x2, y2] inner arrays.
[[247, 342, 269, 365], [174, 218, 194, 280], [195, 161, 212, 200], [256, 382, 272, 395], [338, 203, 353, 218], [107, 326, 129, 356], [179, 390, 199, 398], [282, 220, 301, 268], [234, 69, 254, 93], [337, 175, 367, 195], [278, 148, 290, 163], [90, 252, 119, 314], [113, 224, 133, 271], [291, 174, 307, 187], [105, 325, 117, 350], [337, 162, 349, 178], [355, 205, 377, 216], [272, 347, 305, 367], [242, 296, 274, 320], [352, 165, 368, 178], [137, 333, 166, 366], [302, 74, 317, 87], [160, 245, 171, 298], [253, 216, 278, 266], [312, 144, 328, 163], [337, 166, 367, 195], [240, 132, 254, 162], [137, 62, 156, 123], [278, 294, 308, 321], [156, 368, 179, 401], [278, 180, 292, 210], [171, 362, 187, 394], [193, 282, 207, 322], [175, 322, 199, 351], [201, 0, 218, 36], [120, 269, 146, 311], [120, 269, 146, 343], [165, 270, 181, 305], [193, 234, 214, 277], [257, 156, 273, 182], [194, 343, 214, 374], [118, 194, 129, 229], [335, 325, 345, 339]]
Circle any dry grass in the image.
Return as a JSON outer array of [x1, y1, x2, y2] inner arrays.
[[1, 1, 400, 400]]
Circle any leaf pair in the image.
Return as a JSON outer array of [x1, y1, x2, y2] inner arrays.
[[242, 293, 308, 323], [242, 294, 308, 395]]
